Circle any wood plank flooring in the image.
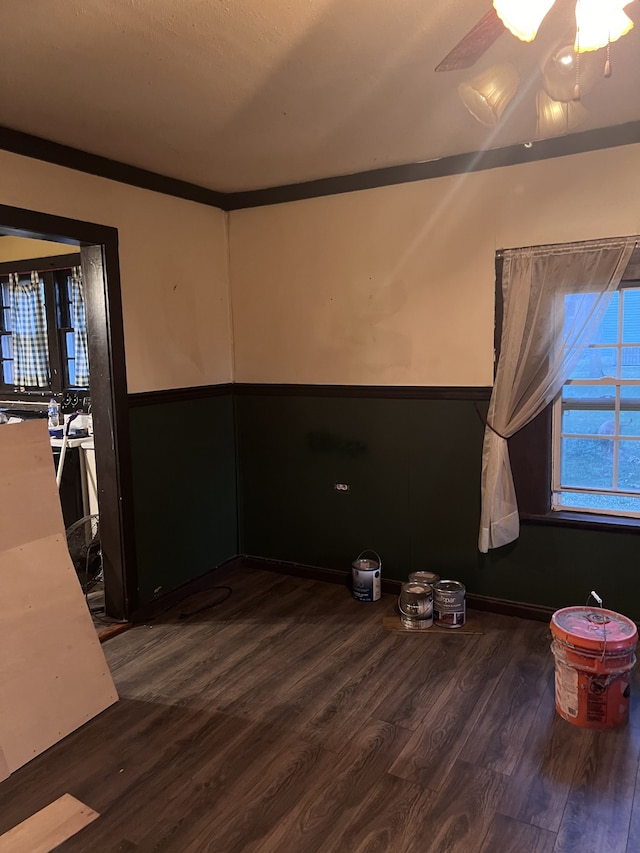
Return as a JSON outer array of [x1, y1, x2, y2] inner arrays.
[[1, 566, 639, 852]]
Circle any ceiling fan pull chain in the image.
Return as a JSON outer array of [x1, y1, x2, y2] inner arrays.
[[573, 1, 581, 101], [604, 30, 612, 78]]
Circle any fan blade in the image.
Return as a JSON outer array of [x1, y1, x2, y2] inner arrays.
[[435, 8, 506, 72]]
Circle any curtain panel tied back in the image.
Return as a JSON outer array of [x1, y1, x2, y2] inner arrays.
[[479, 236, 637, 553]]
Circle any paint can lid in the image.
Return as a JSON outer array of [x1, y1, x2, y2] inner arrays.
[[352, 559, 378, 571], [551, 606, 638, 652], [408, 571, 440, 585], [433, 580, 465, 594]]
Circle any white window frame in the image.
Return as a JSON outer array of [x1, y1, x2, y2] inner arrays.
[[552, 284, 640, 518]]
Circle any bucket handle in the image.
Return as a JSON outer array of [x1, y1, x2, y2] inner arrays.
[[356, 550, 382, 569], [584, 589, 609, 660], [586, 590, 603, 608]]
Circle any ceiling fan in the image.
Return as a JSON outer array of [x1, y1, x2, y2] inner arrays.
[[435, 1, 637, 73]]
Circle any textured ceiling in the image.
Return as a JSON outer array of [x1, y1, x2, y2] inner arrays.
[[2, 0, 639, 192]]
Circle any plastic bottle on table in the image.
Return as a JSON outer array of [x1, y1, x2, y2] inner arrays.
[[47, 398, 60, 430]]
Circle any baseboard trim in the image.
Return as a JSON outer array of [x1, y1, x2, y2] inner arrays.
[[129, 553, 556, 625], [241, 555, 556, 623]]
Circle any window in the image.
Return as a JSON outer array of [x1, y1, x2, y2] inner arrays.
[[505, 246, 640, 529], [553, 286, 640, 517], [0, 254, 88, 397]]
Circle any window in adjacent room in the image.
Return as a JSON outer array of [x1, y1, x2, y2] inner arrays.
[[553, 284, 640, 518], [0, 254, 88, 396]]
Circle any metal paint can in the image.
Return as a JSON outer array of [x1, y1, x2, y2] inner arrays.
[[351, 550, 382, 602], [398, 581, 433, 629], [408, 571, 440, 589], [433, 580, 466, 628]]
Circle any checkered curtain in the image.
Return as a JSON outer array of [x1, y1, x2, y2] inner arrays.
[[8, 271, 51, 387], [71, 266, 90, 387]]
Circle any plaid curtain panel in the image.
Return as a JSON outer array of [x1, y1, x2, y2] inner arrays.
[[8, 271, 51, 387], [71, 266, 90, 387]]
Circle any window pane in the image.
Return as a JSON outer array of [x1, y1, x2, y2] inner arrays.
[[618, 440, 640, 491], [620, 411, 640, 437], [66, 331, 75, 358], [1, 335, 12, 359], [557, 491, 640, 514], [620, 347, 640, 379], [2, 307, 10, 332], [3, 360, 13, 384], [561, 437, 614, 489], [562, 383, 616, 400], [568, 347, 618, 380], [562, 408, 616, 436], [68, 359, 76, 387], [595, 293, 619, 344], [622, 289, 640, 344]]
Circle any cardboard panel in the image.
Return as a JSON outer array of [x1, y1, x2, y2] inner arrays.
[[0, 421, 118, 776], [0, 420, 64, 553]]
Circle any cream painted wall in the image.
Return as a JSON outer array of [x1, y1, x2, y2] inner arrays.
[[229, 144, 640, 386], [0, 237, 80, 262], [0, 151, 232, 393]]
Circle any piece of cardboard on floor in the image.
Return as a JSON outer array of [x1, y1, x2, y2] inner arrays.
[[0, 420, 117, 779]]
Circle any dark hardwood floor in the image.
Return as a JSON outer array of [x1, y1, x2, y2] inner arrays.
[[1, 566, 639, 852]]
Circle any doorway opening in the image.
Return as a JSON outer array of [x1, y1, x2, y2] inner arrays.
[[0, 204, 136, 621]]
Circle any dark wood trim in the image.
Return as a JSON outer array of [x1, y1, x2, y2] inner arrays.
[[0, 203, 136, 621], [241, 555, 353, 588], [226, 121, 640, 209], [0, 252, 81, 275], [128, 383, 234, 408], [240, 555, 556, 622], [129, 555, 241, 622], [234, 383, 492, 400], [0, 125, 229, 210], [521, 510, 640, 533], [81, 243, 137, 620], [1, 121, 639, 211], [464, 593, 555, 623]]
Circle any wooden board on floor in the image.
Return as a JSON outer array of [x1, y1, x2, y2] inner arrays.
[[0, 420, 117, 778], [0, 794, 99, 853]]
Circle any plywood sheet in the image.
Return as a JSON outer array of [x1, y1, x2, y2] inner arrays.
[[0, 420, 64, 553], [0, 420, 118, 776], [0, 794, 99, 853]]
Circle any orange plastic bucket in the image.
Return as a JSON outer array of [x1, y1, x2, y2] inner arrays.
[[550, 606, 638, 730]]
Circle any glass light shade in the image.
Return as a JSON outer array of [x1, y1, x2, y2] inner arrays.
[[536, 89, 588, 137], [458, 64, 520, 127], [493, 0, 556, 42], [540, 42, 599, 101], [574, 0, 634, 52]]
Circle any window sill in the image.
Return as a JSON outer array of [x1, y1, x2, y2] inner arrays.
[[520, 510, 640, 533]]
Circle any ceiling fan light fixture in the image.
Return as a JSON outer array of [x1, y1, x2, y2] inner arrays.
[[458, 63, 520, 127], [536, 89, 588, 137], [574, 0, 634, 52], [493, 0, 556, 42]]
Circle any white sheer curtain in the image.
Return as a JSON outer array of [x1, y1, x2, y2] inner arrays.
[[479, 236, 637, 553]]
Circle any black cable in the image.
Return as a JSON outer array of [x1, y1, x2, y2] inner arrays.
[[177, 586, 234, 619]]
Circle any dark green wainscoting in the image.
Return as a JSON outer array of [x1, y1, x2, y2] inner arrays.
[[129, 391, 237, 606], [235, 390, 640, 621]]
